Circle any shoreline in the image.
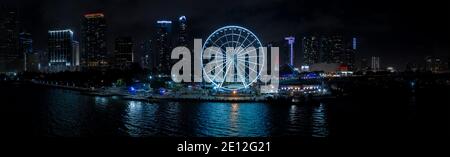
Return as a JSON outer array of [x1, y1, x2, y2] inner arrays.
[[6, 80, 335, 103]]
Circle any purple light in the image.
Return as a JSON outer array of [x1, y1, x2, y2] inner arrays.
[[285, 36, 295, 66]]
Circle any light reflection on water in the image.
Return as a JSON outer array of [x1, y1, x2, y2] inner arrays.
[[38, 88, 331, 137], [312, 103, 329, 137]]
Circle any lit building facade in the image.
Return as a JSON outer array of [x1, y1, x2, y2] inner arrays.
[[302, 36, 321, 66], [72, 41, 80, 67], [0, 9, 20, 72], [371, 56, 380, 72], [178, 16, 188, 47], [81, 13, 107, 68], [302, 36, 356, 70], [19, 32, 33, 71], [139, 39, 152, 70], [48, 29, 75, 72], [154, 20, 172, 75], [114, 36, 134, 68], [425, 56, 444, 72]]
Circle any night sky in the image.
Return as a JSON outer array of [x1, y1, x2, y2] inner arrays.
[[3, 0, 449, 69]]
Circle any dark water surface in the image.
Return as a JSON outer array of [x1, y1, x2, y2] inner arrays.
[[0, 83, 448, 140]]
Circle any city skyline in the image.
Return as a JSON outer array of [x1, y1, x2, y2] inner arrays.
[[1, 0, 449, 70], [0, 1, 448, 154]]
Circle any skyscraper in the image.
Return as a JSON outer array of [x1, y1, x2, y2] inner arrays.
[[114, 37, 134, 68], [302, 36, 321, 66], [371, 56, 380, 72], [48, 29, 74, 72], [154, 20, 172, 75], [82, 13, 107, 69], [0, 9, 19, 72], [178, 16, 188, 47], [139, 39, 152, 70], [72, 41, 80, 67], [447, 57, 450, 71], [302, 36, 356, 70], [360, 58, 369, 71], [19, 32, 32, 71], [325, 36, 344, 64], [425, 56, 444, 72]]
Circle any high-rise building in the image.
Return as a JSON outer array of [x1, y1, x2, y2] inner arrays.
[[48, 29, 74, 72], [425, 56, 444, 72], [178, 16, 188, 47], [139, 39, 152, 70], [302, 36, 321, 66], [81, 13, 107, 68], [0, 9, 19, 72], [114, 37, 134, 68], [447, 57, 450, 71], [19, 32, 32, 71], [302, 36, 356, 70], [154, 20, 172, 75], [326, 36, 344, 64], [360, 58, 369, 71], [26, 50, 41, 72], [72, 41, 80, 67], [371, 56, 380, 72], [342, 48, 356, 70], [36, 50, 48, 71]]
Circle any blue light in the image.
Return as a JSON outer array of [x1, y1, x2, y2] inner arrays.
[[352, 37, 357, 50], [305, 72, 319, 79], [48, 29, 73, 34], [179, 16, 186, 21], [159, 88, 166, 95], [130, 87, 135, 92], [157, 20, 172, 24]]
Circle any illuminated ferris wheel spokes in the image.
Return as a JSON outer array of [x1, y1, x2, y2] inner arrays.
[[202, 26, 264, 90]]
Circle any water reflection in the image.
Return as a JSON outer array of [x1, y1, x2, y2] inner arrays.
[[36, 87, 332, 137], [124, 101, 145, 137], [312, 103, 329, 137], [230, 103, 239, 135]]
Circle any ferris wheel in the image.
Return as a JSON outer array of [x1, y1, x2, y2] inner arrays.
[[201, 26, 265, 91]]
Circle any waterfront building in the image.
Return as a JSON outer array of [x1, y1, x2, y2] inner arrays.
[[177, 16, 188, 47], [48, 29, 75, 72], [0, 9, 20, 72], [302, 36, 321, 66], [154, 20, 172, 75], [138, 39, 152, 70], [371, 56, 380, 72], [19, 32, 32, 71], [114, 36, 134, 68], [72, 41, 80, 67], [302, 36, 356, 70], [81, 12, 107, 68], [360, 58, 369, 71]]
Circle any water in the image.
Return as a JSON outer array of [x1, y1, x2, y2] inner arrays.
[[0, 82, 448, 139], [0, 83, 330, 137]]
